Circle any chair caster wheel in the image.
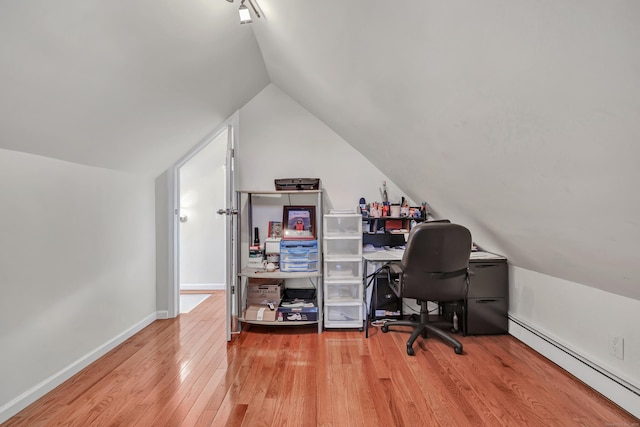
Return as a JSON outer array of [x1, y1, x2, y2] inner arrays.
[[381, 325, 389, 333], [406, 346, 415, 356], [454, 347, 463, 355]]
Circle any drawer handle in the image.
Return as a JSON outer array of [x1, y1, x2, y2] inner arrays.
[[475, 299, 498, 304]]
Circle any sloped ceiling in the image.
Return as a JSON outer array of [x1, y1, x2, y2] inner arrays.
[[251, 1, 640, 301], [0, 0, 269, 176], [1, 1, 638, 301]]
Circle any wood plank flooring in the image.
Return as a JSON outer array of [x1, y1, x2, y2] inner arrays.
[[5, 291, 638, 426]]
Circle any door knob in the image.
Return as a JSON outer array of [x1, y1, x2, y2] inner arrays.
[[217, 208, 238, 215]]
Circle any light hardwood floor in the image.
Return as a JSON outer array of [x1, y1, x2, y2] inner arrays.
[[5, 291, 638, 426]]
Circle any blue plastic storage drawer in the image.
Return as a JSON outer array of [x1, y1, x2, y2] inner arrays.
[[280, 261, 318, 272], [279, 240, 318, 272], [280, 239, 318, 254]]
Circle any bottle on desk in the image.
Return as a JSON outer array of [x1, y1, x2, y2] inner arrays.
[[453, 311, 459, 332], [253, 227, 260, 247]]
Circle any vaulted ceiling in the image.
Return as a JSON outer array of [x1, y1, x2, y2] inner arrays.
[[0, 0, 269, 175], [1, 1, 639, 301]]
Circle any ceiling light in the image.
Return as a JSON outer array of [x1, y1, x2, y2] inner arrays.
[[239, 2, 252, 24], [230, 0, 260, 24]]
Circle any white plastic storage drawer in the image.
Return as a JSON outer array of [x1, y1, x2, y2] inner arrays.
[[323, 215, 362, 237], [323, 238, 362, 259], [324, 281, 362, 301], [324, 260, 362, 280], [324, 302, 363, 328]]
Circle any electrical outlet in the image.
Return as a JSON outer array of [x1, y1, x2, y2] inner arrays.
[[608, 335, 624, 360]]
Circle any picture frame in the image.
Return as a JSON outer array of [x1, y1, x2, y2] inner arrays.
[[268, 221, 283, 239], [282, 206, 316, 240]]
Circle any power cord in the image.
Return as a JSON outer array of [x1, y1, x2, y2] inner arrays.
[[370, 318, 400, 327]]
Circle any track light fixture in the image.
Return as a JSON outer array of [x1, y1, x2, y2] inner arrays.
[[239, 1, 252, 24], [226, 0, 260, 24]]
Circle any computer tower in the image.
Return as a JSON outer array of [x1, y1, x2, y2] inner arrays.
[[373, 273, 402, 319]]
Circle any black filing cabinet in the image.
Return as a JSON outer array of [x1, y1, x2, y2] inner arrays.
[[465, 259, 508, 335]]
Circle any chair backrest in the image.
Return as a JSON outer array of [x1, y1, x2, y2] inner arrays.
[[400, 222, 472, 302]]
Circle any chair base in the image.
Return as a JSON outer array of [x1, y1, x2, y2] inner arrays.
[[381, 301, 464, 356]]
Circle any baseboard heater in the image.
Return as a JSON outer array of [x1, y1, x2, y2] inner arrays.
[[509, 315, 640, 397]]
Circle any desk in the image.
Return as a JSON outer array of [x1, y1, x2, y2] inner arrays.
[[363, 249, 508, 338], [363, 249, 404, 338]]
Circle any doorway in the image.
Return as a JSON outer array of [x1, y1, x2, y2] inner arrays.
[[179, 129, 227, 286], [169, 112, 238, 336], [178, 129, 227, 312]]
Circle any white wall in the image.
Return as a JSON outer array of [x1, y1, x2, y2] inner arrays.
[[155, 170, 170, 313], [510, 268, 640, 389], [238, 83, 411, 211], [255, 0, 640, 303], [155, 83, 411, 313], [179, 130, 227, 287], [150, 82, 640, 414], [236, 83, 640, 415], [0, 148, 156, 421]]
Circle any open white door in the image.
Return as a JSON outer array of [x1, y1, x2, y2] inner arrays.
[[220, 122, 239, 340]]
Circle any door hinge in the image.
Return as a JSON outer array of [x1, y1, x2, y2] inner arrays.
[[231, 286, 235, 294]]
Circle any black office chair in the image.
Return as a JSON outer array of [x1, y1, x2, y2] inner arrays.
[[381, 222, 472, 356]]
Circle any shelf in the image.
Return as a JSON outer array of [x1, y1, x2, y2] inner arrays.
[[363, 216, 425, 221], [239, 318, 318, 327], [236, 189, 324, 335], [323, 254, 362, 261], [236, 189, 322, 195], [240, 267, 322, 279]]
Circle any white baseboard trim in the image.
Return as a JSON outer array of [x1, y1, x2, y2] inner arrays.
[[0, 312, 158, 424], [180, 283, 225, 291], [156, 310, 169, 320], [509, 317, 640, 419]]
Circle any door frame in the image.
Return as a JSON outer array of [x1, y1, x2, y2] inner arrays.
[[167, 111, 239, 320]]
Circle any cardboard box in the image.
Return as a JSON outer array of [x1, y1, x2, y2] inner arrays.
[[248, 277, 282, 286], [246, 279, 284, 306], [244, 305, 278, 322]]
